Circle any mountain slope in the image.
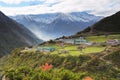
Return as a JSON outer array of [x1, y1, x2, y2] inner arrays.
[[78, 11, 120, 35], [11, 12, 102, 40], [0, 11, 43, 57]]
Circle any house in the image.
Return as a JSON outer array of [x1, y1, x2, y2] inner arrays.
[[64, 39, 74, 44], [24, 46, 34, 50], [37, 47, 55, 52], [63, 37, 92, 45], [106, 39, 120, 45], [74, 38, 88, 45]]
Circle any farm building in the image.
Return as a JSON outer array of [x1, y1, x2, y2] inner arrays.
[[63, 37, 92, 45], [37, 47, 55, 52], [24, 47, 32, 50], [74, 38, 88, 45], [64, 39, 74, 44]]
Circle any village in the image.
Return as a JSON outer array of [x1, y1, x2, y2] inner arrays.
[[20, 34, 120, 56]]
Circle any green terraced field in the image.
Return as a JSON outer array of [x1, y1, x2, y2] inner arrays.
[[51, 46, 105, 56], [86, 34, 120, 42]]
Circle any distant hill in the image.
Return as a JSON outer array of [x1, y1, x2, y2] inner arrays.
[[0, 11, 43, 57], [11, 12, 102, 40], [76, 11, 120, 36]]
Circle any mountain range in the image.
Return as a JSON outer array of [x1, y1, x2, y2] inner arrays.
[[0, 11, 42, 57], [11, 12, 102, 40]]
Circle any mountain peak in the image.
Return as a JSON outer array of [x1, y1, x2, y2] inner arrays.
[[56, 13, 74, 21]]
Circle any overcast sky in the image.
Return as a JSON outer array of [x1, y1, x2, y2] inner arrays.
[[0, 0, 120, 16]]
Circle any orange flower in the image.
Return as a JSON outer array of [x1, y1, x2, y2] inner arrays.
[[84, 76, 93, 80], [41, 63, 53, 71]]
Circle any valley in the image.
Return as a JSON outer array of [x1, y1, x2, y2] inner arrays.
[[0, 2, 120, 79], [0, 34, 120, 80]]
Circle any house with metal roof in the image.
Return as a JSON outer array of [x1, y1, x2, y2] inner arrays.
[[74, 38, 88, 45], [37, 47, 55, 52], [63, 37, 92, 45]]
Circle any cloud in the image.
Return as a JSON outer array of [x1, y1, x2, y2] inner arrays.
[[0, 0, 120, 16], [0, 0, 45, 4], [0, 0, 32, 4]]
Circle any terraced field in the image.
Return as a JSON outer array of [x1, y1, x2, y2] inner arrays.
[[86, 34, 120, 42], [38, 34, 120, 56]]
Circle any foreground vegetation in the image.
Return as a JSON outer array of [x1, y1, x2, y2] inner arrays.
[[0, 34, 120, 80], [0, 46, 120, 80]]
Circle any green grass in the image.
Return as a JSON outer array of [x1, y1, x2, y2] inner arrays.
[[69, 47, 105, 56], [64, 45, 78, 50], [51, 46, 105, 56], [69, 51, 81, 56], [39, 44, 61, 49], [86, 36, 107, 42], [108, 34, 120, 40], [86, 34, 120, 42], [82, 47, 105, 53]]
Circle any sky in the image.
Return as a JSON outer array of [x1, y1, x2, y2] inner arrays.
[[0, 0, 120, 16]]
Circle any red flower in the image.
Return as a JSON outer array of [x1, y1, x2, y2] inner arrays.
[[84, 76, 93, 80], [41, 63, 53, 71]]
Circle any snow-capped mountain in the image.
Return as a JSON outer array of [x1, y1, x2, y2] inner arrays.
[[11, 12, 103, 40]]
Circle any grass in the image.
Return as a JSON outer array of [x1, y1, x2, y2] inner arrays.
[[86, 34, 120, 42], [82, 47, 105, 54], [86, 36, 107, 42], [64, 45, 78, 50], [108, 34, 120, 40], [39, 44, 61, 49], [51, 46, 105, 56]]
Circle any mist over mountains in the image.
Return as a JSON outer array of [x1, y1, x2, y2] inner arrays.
[[11, 12, 103, 40]]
